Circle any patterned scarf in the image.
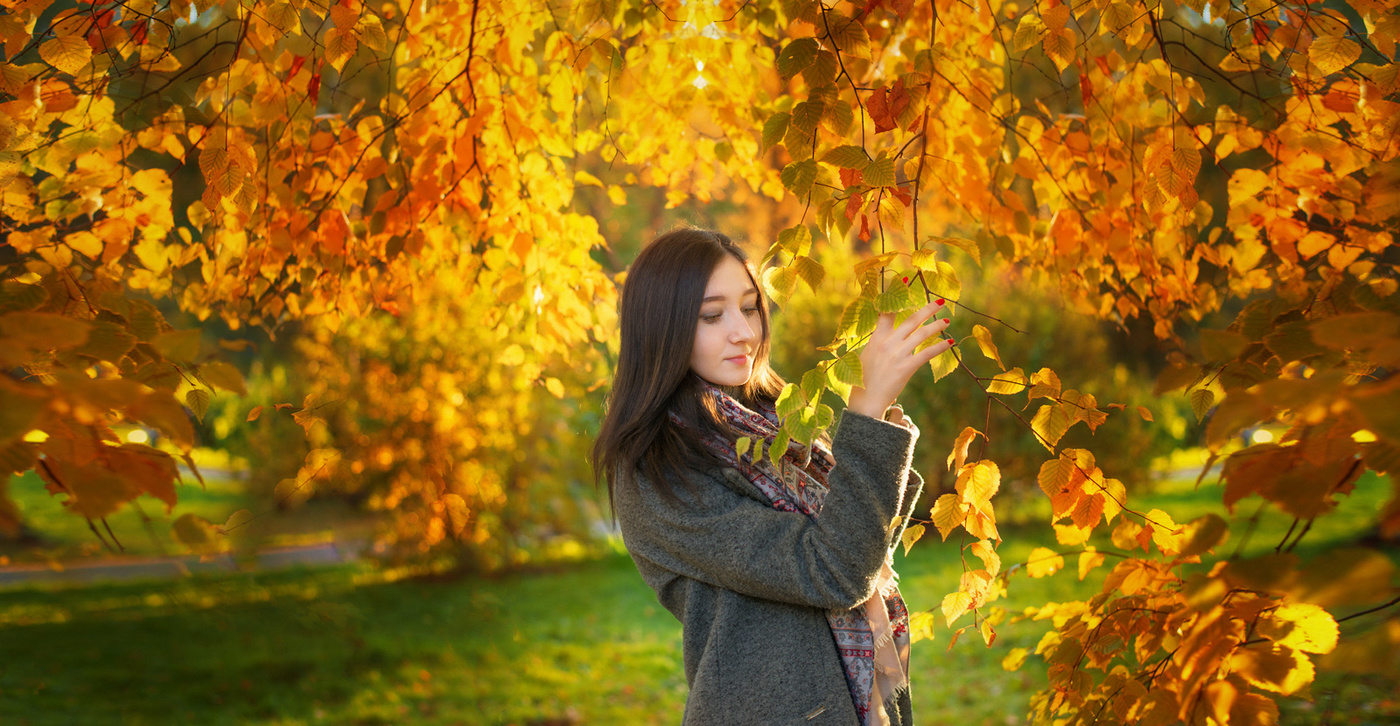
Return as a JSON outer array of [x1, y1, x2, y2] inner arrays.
[[678, 383, 911, 726]]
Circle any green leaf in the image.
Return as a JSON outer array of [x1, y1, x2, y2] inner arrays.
[[864, 155, 895, 187], [780, 159, 819, 197], [736, 436, 752, 460], [874, 279, 915, 313], [791, 99, 825, 134], [777, 37, 819, 78], [925, 260, 961, 304], [839, 297, 878, 340], [751, 437, 765, 465], [762, 266, 799, 306], [822, 94, 853, 134], [762, 112, 791, 154], [769, 429, 791, 468], [776, 382, 804, 421], [803, 50, 839, 88], [831, 350, 863, 386], [787, 409, 817, 445], [821, 145, 870, 170], [777, 225, 813, 257], [793, 256, 825, 291], [800, 368, 825, 401]]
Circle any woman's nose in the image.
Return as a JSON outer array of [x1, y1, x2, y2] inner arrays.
[[731, 315, 756, 343]]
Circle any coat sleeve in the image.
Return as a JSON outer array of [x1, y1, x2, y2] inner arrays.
[[614, 410, 917, 611]]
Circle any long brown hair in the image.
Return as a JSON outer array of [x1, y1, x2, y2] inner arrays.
[[591, 228, 784, 510]]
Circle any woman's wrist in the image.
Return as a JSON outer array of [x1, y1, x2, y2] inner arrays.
[[847, 387, 890, 420]]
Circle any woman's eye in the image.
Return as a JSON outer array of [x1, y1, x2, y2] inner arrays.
[[743, 307, 759, 317], [700, 313, 722, 324]]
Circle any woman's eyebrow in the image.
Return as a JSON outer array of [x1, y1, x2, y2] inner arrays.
[[702, 288, 759, 303]]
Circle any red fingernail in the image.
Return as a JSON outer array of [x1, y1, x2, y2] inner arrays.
[[948, 337, 956, 345], [936, 298, 945, 306], [902, 276, 909, 284]]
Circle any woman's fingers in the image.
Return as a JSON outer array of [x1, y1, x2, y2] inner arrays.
[[891, 301, 944, 340]]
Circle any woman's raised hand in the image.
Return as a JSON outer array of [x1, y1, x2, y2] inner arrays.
[[847, 301, 954, 421]]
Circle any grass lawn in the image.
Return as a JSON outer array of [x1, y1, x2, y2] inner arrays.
[[0, 472, 1397, 725]]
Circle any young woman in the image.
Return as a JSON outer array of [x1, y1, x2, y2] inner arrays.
[[592, 228, 954, 725]]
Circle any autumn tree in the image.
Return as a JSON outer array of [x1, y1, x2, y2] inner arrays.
[[2, 0, 1399, 722]]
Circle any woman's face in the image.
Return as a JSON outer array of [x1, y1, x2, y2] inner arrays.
[[690, 254, 760, 387]]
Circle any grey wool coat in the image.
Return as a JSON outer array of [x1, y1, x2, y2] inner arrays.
[[613, 410, 924, 725]]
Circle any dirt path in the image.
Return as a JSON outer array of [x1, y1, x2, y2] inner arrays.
[[0, 540, 362, 588]]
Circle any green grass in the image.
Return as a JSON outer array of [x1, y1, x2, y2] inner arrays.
[[0, 471, 1396, 725]]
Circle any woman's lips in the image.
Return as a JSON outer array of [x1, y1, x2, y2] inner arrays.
[[726, 355, 750, 365]]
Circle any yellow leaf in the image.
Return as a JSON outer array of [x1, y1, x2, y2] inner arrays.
[[1031, 403, 1074, 450], [931, 492, 965, 540], [40, 35, 91, 75], [1146, 508, 1183, 556], [1002, 647, 1029, 671], [986, 367, 1026, 395], [355, 14, 389, 52], [971, 324, 1004, 370], [970, 539, 1000, 577], [1042, 27, 1075, 72], [1258, 603, 1339, 655], [955, 460, 1000, 509], [1028, 367, 1061, 400], [1310, 34, 1360, 75], [65, 231, 104, 258], [1026, 547, 1064, 578], [946, 426, 983, 471], [325, 27, 358, 72], [1230, 644, 1316, 696], [900, 523, 924, 556], [544, 377, 565, 398], [266, 1, 300, 33], [1078, 547, 1105, 580], [941, 590, 973, 626], [908, 611, 936, 643]]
